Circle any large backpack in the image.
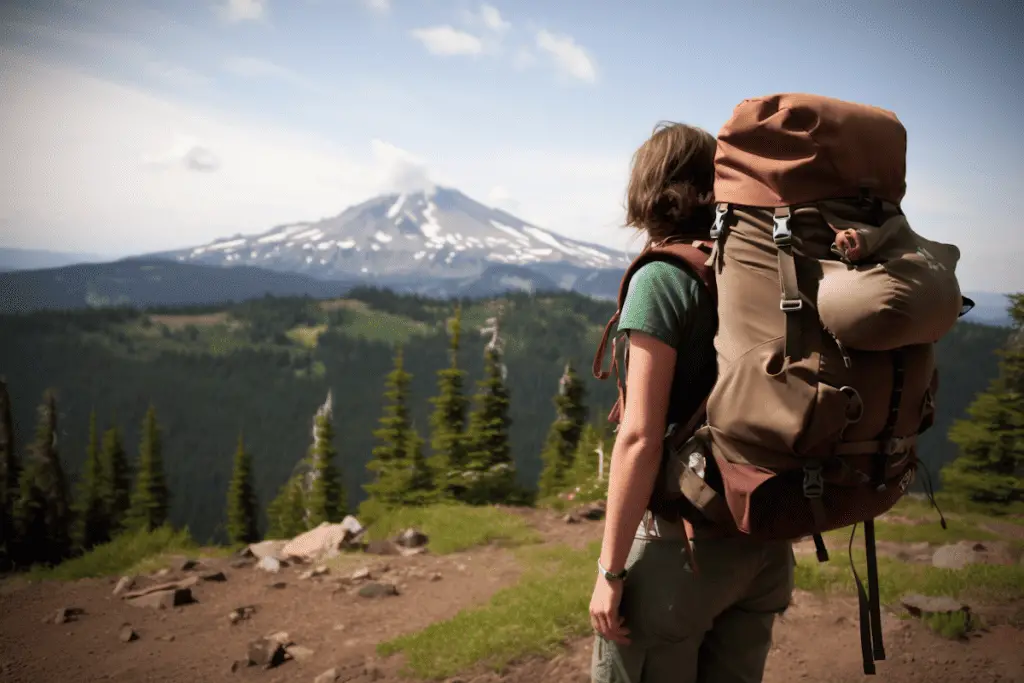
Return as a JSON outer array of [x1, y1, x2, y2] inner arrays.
[[673, 93, 970, 676]]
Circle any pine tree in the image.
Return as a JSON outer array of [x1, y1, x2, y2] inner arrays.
[[100, 424, 131, 534], [0, 378, 18, 564], [13, 390, 72, 565], [537, 363, 588, 498], [128, 405, 170, 531], [225, 430, 260, 545], [365, 346, 426, 508], [75, 409, 108, 549], [429, 305, 470, 500], [306, 398, 345, 526], [266, 476, 306, 539], [463, 346, 517, 504], [567, 423, 614, 501], [404, 425, 437, 506], [569, 423, 601, 484], [941, 293, 1024, 510]]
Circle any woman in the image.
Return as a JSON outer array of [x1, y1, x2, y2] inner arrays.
[[590, 122, 794, 683]]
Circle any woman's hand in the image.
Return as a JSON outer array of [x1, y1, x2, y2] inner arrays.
[[590, 576, 630, 645]]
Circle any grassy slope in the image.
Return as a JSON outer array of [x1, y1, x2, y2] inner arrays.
[[381, 500, 1024, 679]]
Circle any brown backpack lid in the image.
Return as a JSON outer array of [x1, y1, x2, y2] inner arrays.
[[714, 93, 907, 208]]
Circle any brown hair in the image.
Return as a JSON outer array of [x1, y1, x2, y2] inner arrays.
[[625, 121, 717, 247]]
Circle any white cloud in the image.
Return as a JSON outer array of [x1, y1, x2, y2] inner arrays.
[[0, 50, 383, 254], [0, 49, 635, 261], [487, 185, 521, 214], [221, 56, 325, 93], [535, 30, 597, 83], [142, 135, 222, 173], [370, 140, 435, 194], [478, 5, 510, 33], [410, 26, 484, 56], [217, 0, 267, 23]]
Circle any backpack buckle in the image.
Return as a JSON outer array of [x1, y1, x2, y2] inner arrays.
[[780, 297, 804, 312], [884, 436, 911, 456], [802, 462, 824, 498], [710, 204, 728, 240], [772, 208, 793, 247]]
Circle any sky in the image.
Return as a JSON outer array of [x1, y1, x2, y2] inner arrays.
[[0, 0, 1022, 291]]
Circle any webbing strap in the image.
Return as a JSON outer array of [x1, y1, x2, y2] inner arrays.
[[811, 533, 829, 563], [773, 207, 803, 360], [833, 434, 917, 456], [864, 520, 885, 662], [848, 523, 878, 675], [872, 351, 906, 491]]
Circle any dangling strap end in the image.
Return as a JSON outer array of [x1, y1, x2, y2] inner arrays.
[[685, 520, 700, 578], [812, 532, 830, 563]]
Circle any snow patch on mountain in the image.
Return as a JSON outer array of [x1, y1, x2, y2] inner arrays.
[[156, 186, 628, 285]]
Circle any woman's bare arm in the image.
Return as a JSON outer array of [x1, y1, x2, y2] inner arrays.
[[598, 330, 677, 575]]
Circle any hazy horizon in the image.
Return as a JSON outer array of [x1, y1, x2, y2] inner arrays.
[[2, 0, 1022, 291]]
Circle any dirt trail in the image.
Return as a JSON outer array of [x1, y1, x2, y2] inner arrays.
[[1, 509, 1021, 683], [0, 547, 521, 683]]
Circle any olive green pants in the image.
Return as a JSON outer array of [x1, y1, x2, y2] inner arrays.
[[591, 532, 794, 683]]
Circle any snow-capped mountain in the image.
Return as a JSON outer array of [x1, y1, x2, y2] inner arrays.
[[151, 187, 629, 298]]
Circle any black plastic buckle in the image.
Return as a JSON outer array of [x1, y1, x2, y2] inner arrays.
[[803, 463, 824, 499]]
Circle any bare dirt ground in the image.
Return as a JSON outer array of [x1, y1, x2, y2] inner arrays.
[[1, 509, 1022, 683]]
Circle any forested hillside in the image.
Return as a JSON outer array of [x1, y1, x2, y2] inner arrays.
[[0, 288, 1010, 541]]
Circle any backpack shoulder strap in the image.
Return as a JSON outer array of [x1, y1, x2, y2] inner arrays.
[[592, 240, 717, 423]]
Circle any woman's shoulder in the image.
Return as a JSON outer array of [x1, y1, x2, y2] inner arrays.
[[627, 259, 707, 303]]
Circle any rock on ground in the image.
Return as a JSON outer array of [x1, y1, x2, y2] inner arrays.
[[281, 517, 365, 561], [357, 582, 398, 599], [901, 593, 971, 618], [126, 588, 194, 610], [247, 636, 287, 669]]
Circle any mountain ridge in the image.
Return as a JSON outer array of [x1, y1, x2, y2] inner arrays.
[[147, 186, 629, 296]]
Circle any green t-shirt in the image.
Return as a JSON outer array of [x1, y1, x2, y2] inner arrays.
[[616, 260, 717, 425]]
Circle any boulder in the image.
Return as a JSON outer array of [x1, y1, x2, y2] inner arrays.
[[358, 582, 398, 599], [394, 527, 428, 549], [167, 555, 198, 572], [122, 576, 198, 600], [300, 565, 330, 580], [258, 556, 283, 573], [285, 645, 315, 662], [900, 593, 970, 618], [364, 540, 401, 556], [573, 501, 606, 521], [119, 625, 138, 643], [245, 540, 289, 561], [112, 576, 137, 596], [281, 517, 365, 561], [247, 637, 287, 669], [228, 605, 257, 625], [315, 668, 341, 683], [127, 587, 194, 610], [48, 607, 84, 624], [932, 541, 988, 570]]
